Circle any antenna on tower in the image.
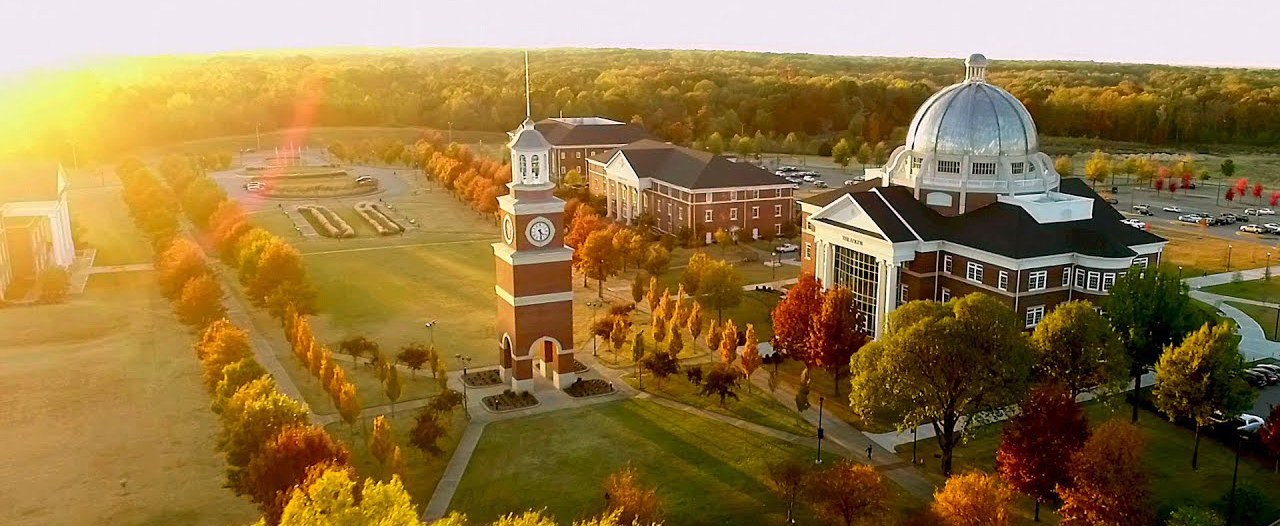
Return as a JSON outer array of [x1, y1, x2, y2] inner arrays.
[[524, 50, 531, 119]]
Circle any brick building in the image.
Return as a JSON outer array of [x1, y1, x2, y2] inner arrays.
[[521, 117, 655, 182], [586, 139, 796, 243], [799, 54, 1165, 338]]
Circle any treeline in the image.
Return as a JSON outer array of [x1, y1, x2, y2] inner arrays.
[[8, 49, 1280, 163]]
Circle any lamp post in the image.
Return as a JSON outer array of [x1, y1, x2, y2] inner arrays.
[[586, 300, 604, 356], [1228, 430, 1244, 524], [911, 426, 918, 464], [815, 396, 825, 464], [423, 320, 437, 347], [456, 354, 472, 407], [1178, 266, 1183, 281], [1227, 244, 1234, 272]]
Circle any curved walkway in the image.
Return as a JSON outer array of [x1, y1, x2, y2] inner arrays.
[[1185, 266, 1280, 362]]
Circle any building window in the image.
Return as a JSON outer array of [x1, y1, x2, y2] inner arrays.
[[1011, 161, 1025, 174], [1075, 268, 1086, 289], [1102, 273, 1116, 291], [706, 193, 713, 203], [775, 223, 782, 235], [941, 287, 951, 302], [775, 204, 782, 217], [972, 162, 997, 175], [943, 255, 953, 274], [1087, 271, 1101, 291], [900, 284, 908, 303], [531, 155, 540, 177], [1132, 256, 1149, 269], [705, 210, 713, 223], [730, 208, 738, 221], [806, 221, 815, 232], [753, 189, 760, 199], [575, 152, 581, 159], [752, 206, 759, 219], [1026, 160, 1037, 172], [911, 157, 923, 172], [804, 243, 812, 260], [831, 245, 881, 332], [937, 160, 961, 174], [1063, 266, 1072, 287], [1029, 270, 1047, 291], [1026, 305, 1046, 328], [560, 152, 565, 159], [998, 271, 1009, 291], [519, 155, 527, 177], [966, 262, 983, 283]]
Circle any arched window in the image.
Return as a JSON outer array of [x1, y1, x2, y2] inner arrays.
[[532, 155, 541, 179], [519, 155, 527, 180]]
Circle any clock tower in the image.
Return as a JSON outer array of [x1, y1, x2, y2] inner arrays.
[[493, 60, 576, 391]]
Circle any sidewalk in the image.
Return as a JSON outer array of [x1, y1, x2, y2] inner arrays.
[[1184, 266, 1280, 362]]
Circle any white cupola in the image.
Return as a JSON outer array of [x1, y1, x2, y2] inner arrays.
[[509, 119, 551, 186]]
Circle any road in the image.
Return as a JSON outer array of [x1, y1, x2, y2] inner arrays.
[[211, 149, 417, 211]]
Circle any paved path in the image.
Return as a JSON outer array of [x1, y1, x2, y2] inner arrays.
[[85, 263, 154, 274], [215, 268, 311, 413], [742, 277, 797, 291], [286, 207, 318, 237], [300, 237, 492, 256], [1185, 265, 1280, 362]]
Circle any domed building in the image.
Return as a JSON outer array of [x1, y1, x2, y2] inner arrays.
[[799, 54, 1165, 339]]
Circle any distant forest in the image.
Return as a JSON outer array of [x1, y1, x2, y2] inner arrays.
[[3, 48, 1280, 162]]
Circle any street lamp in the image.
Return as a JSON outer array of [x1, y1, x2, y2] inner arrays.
[[586, 300, 604, 356], [423, 320, 437, 346], [1228, 430, 1246, 524], [815, 396, 825, 464], [456, 353, 473, 406], [1178, 266, 1183, 281], [1227, 244, 1234, 272]]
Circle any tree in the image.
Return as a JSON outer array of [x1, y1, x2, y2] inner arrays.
[[211, 358, 269, 414], [175, 273, 227, 327], [1104, 267, 1197, 422], [1226, 187, 1237, 201], [651, 314, 667, 344], [795, 367, 812, 412], [370, 416, 393, 464], [699, 364, 741, 406], [337, 336, 377, 367], [655, 288, 673, 322], [832, 138, 853, 171], [409, 407, 447, 456], [1030, 301, 1127, 398], [645, 276, 660, 312], [335, 383, 360, 434], [705, 132, 725, 155], [602, 465, 662, 526], [1084, 150, 1110, 187], [1262, 404, 1280, 472], [397, 344, 430, 377], [739, 324, 762, 391], [849, 294, 1033, 476], [854, 143, 872, 168], [718, 319, 739, 364], [712, 228, 734, 253], [579, 229, 622, 298], [632, 331, 646, 389], [196, 319, 253, 390], [388, 445, 407, 483], [219, 377, 310, 478], [1220, 159, 1236, 181], [699, 260, 743, 322], [1154, 322, 1253, 470], [640, 350, 678, 382], [705, 318, 721, 350], [686, 302, 704, 339], [243, 425, 351, 523], [156, 238, 209, 298], [667, 327, 683, 356], [1057, 420, 1152, 526], [995, 383, 1089, 521], [384, 365, 403, 415], [681, 252, 711, 294], [931, 472, 1017, 526], [808, 286, 866, 398], [630, 273, 646, 304], [771, 273, 824, 366], [765, 458, 809, 524], [642, 245, 671, 277], [1055, 155, 1073, 176], [275, 466, 422, 526], [610, 316, 629, 357], [806, 460, 889, 526], [1254, 182, 1265, 202]]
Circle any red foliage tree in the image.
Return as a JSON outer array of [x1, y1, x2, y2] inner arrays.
[[1271, 191, 1279, 207], [1226, 187, 1236, 201], [771, 273, 824, 367], [1235, 178, 1250, 196], [807, 286, 868, 397], [1057, 420, 1152, 526], [1253, 182, 1265, 200], [1168, 182, 1179, 195], [995, 383, 1090, 521], [1153, 177, 1165, 192], [1261, 404, 1280, 472], [242, 425, 351, 524], [1180, 172, 1193, 189]]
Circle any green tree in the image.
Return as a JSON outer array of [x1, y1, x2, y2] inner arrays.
[[369, 415, 393, 464], [705, 132, 725, 155], [1055, 155, 1074, 176], [1030, 300, 1128, 398], [211, 358, 268, 414], [681, 252, 712, 294], [396, 344, 430, 377], [698, 260, 744, 322], [274, 467, 422, 526], [849, 294, 1033, 476], [1084, 150, 1111, 187], [1104, 267, 1198, 422], [1154, 322, 1253, 470], [831, 138, 853, 171], [854, 143, 872, 169], [384, 365, 403, 415], [699, 363, 741, 406], [219, 377, 310, 481]]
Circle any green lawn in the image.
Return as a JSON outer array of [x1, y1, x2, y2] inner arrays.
[[325, 407, 468, 510], [1154, 224, 1276, 277], [70, 186, 154, 265], [894, 402, 1280, 525], [0, 272, 255, 526], [621, 372, 814, 437], [772, 360, 900, 434], [448, 399, 844, 525], [1226, 302, 1280, 341], [1204, 278, 1280, 303]]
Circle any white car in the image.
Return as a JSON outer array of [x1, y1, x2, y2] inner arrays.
[[1177, 214, 1204, 223], [1238, 414, 1265, 433], [1264, 223, 1280, 233], [245, 181, 265, 191], [1240, 224, 1267, 234], [1121, 219, 1147, 229], [774, 243, 799, 253], [1246, 208, 1276, 216], [1163, 205, 1182, 213]]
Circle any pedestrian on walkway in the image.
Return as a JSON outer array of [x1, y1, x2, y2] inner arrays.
[[867, 444, 873, 459]]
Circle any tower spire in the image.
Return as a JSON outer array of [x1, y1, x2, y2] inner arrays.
[[524, 50, 531, 120]]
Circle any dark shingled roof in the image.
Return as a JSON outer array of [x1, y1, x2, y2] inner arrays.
[[534, 118, 656, 147], [807, 177, 1164, 259], [591, 139, 792, 190], [0, 163, 62, 203]]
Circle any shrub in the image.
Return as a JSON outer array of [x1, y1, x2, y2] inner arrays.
[[354, 201, 404, 235], [38, 266, 70, 303], [297, 205, 354, 238]]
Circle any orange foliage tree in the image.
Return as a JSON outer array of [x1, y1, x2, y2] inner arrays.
[[1056, 420, 1152, 526], [931, 472, 1017, 526], [995, 382, 1089, 522]]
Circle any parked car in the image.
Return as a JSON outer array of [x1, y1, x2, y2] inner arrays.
[[1240, 224, 1268, 234], [1218, 212, 1239, 223], [1248, 367, 1279, 385], [1104, 196, 1119, 204], [1263, 223, 1280, 233], [1133, 204, 1153, 215], [844, 180, 858, 186], [245, 181, 265, 191], [774, 243, 800, 253], [1121, 219, 1147, 229], [1163, 205, 1183, 213], [1243, 370, 1268, 388], [1246, 208, 1276, 216], [1253, 363, 1280, 376], [1178, 214, 1204, 223], [1238, 414, 1265, 433], [355, 175, 377, 186], [778, 166, 800, 172], [813, 181, 828, 188]]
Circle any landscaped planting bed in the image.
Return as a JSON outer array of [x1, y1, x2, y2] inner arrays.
[[571, 359, 589, 374], [482, 389, 538, 412], [354, 201, 405, 235], [297, 205, 355, 238], [262, 181, 377, 198], [564, 378, 614, 398], [463, 368, 503, 387]]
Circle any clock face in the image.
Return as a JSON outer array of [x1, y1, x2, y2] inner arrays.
[[502, 216, 515, 244], [526, 217, 554, 247]]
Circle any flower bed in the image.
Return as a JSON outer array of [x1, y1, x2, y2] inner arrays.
[[354, 201, 405, 235], [297, 205, 355, 238], [564, 378, 615, 398], [463, 368, 503, 387], [572, 359, 589, 374], [482, 389, 538, 412]]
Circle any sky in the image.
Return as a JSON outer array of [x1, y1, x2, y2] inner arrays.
[[2, 0, 1277, 78]]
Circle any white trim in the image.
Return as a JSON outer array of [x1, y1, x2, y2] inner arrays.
[[497, 195, 565, 215], [494, 286, 574, 307], [871, 187, 923, 241], [492, 244, 574, 265]]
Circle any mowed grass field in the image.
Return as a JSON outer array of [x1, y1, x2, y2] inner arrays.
[[1152, 222, 1276, 277], [0, 272, 256, 526], [448, 399, 850, 526], [69, 186, 155, 266]]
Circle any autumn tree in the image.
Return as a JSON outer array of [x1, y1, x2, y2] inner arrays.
[[645, 276, 660, 312], [712, 228, 734, 253], [641, 245, 671, 277], [681, 252, 712, 294], [1104, 267, 1197, 422], [156, 238, 209, 298], [1259, 404, 1280, 472], [397, 344, 430, 377], [771, 273, 824, 366], [832, 137, 853, 170], [1030, 300, 1128, 398], [211, 358, 269, 414], [1055, 155, 1073, 175], [699, 260, 743, 322], [340, 336, 380, 367], [196, 319, 253, 390], [1084, 150, 1110, 187], [850, 294, 1033, 476], [808, 286, 866, 397], [1056, 420, 1152, 526], [175, 273, 227, 327], [242, 425, 351, 523], [631, 273, 646, 304], [667, 328, 683, 356], [766, 458, 810, 524], [640, 350, 679, 382], [274, 466, 422, 526], [610, 316, 629, 357], [384, 365, 403, 415], [410, 406, 448, 456], [370, 415, 393, 464], [807, 460, 890, 526], [931, 472, 1017, 526], [739, 324, 762, 391], [1154, 322, 1253, 470], [995, 382, 1089, 521], [699, 364, 741, 406], [651, 314, 667, 344], [718, 319, 739, 364], [219, 377, 310, 483], [579, 229, 622, 298], [705, 318, 721, 350], [602, 465, 662, 526]]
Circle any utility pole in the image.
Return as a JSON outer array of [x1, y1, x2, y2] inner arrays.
[[815, 396, 825, 464]]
